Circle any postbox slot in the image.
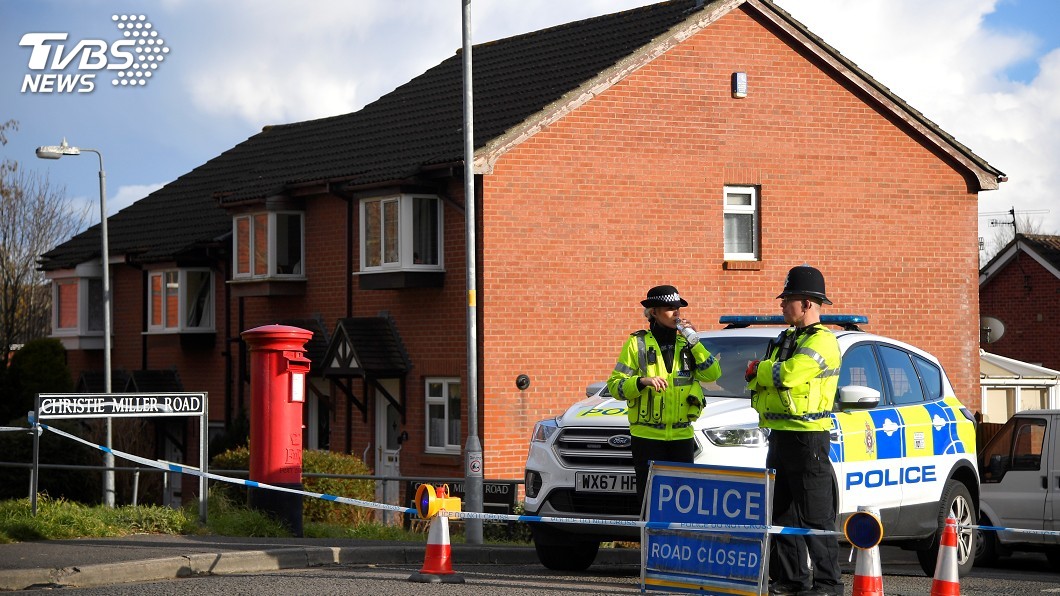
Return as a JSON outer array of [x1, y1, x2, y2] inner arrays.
[[282, 351, 311, 373], [283, 351, 311, 403]]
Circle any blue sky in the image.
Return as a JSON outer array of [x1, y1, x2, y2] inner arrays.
[[3, 0, 1059, 256]]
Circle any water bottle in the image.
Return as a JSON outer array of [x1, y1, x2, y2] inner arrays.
[[675, 318, 698, 344]]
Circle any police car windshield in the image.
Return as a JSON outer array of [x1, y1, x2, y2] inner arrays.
[[592, 336, 769, 400], [699, 336, 770, 398]]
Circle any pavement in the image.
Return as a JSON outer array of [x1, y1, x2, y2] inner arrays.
[[0, 534, 640, 591]]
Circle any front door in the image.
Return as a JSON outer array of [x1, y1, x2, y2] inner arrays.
[[374, 379, 401, 523]]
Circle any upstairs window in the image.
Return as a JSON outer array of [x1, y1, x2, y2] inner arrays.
[[148, 269, 215, 333], [360, 194, 442, 271], [233, 212, 304, 279], [51, 275, 104, 336], [724, 186, 759, 260]]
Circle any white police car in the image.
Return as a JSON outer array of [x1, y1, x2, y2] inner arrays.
[[524, 315, 980, 576]]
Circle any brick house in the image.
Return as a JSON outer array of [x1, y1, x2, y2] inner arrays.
[[39, 0, 1003, 504], [978, 233, 1060, 419]]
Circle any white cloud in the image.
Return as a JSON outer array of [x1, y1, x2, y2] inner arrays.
[[110, 183, 165, 215], [179, 0, 662, 124], [776, 0, 1060, 243]]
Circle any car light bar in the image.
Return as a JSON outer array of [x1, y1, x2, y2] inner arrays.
[[720, 314, 868, 331]]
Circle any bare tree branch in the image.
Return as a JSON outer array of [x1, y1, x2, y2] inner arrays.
[[0, 120, 90, 367]]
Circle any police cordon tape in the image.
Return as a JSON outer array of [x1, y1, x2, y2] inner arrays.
[[36, 422, 1060, 539]]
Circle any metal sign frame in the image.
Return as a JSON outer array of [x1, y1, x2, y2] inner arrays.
[[31, 393, 208, 522]]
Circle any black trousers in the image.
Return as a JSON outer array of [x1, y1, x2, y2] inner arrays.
[[630, 435, 695, 516], [766, 429, 842, 592]]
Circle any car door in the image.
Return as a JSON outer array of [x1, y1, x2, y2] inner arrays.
[[831, 342, 901, 522], [1045, 415, 1059, 545], [983, 415, 1050, 545]]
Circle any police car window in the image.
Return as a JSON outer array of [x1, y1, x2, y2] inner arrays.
[[699, 336, 770, 398], [911, 354, 942, 401], [878, 345, 926, 406], [836, 343, 883, 409]]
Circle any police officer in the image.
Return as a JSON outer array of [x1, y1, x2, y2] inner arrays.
[[745, 266, 842, 596], [607, 285, 722, 512]]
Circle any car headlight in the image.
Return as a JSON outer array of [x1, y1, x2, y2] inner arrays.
[[531, 418, 559, 443], [701, 426, 769, 447]]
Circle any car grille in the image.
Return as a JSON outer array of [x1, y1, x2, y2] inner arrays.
[[545, 488, 640, 516], [553, 426, 633, 469]]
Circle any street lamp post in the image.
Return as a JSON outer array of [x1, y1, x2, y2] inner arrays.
[[35, 139, 115, 508]]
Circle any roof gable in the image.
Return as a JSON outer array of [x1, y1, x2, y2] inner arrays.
[[980, 233, 1060, 286]]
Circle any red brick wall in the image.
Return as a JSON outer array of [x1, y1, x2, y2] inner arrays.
[[478, 6, 982, 478], [979, 254, 1060, 371]]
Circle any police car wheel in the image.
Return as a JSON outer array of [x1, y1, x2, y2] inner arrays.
[[531, 526, 600, 571], [915, 479, 975, 577]]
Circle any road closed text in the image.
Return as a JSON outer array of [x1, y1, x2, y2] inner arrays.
[[650, 541, 760, 568]]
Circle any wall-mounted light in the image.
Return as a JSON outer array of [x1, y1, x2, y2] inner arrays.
[[731, 72, 747, 98]]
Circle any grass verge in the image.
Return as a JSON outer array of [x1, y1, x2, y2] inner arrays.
[[0, 491, 527, 545]]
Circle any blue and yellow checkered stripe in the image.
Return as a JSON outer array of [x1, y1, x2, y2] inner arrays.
[[829, 397, 972, 463]]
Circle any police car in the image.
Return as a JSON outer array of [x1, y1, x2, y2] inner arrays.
[[524, 315, 980, 577]]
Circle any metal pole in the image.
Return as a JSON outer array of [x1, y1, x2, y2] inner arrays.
[[30, 409, 39, 515], [461, 0, 483, 544], [88, 149, 116, 508]]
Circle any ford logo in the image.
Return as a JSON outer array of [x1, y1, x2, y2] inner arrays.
[[607, 434, 632, 448]]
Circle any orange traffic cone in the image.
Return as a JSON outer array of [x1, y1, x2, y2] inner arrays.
[[851, 541, 883, 596], [930, 517, 961, 596], [408, 514, 465, 583]]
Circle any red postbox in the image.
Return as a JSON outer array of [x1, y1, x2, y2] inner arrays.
[[241, 324, 313, 536]]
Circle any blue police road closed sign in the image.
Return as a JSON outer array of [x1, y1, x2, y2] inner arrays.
[[641, 462, 774, 595]]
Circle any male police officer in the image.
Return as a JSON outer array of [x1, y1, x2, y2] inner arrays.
[[746, 266, 842, 596]]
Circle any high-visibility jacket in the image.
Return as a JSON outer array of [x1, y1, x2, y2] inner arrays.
[[749, 323, 840, 432], [607, 330, 722, 441]]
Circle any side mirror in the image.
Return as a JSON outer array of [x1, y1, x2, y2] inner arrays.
[[837, 385, 881, 410]]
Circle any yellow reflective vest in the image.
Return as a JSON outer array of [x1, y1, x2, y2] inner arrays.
[[607, 330, 722, 441], [749, 323, 840, 432]]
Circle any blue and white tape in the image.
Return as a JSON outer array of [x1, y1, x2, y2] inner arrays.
[[38, 423, 1060, 539]]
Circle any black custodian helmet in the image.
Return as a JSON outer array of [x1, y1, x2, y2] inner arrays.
[[776, 265, 832, 305]]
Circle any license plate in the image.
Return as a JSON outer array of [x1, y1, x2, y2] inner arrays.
[[575, 472, 637, 493]]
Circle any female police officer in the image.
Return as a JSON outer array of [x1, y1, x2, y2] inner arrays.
[[606, 285, 721, 512]]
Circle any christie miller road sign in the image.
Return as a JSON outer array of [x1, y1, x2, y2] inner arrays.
[[32, 392, 209, 523], [37, 393, 205, 418], [641, 462, 774, 595]]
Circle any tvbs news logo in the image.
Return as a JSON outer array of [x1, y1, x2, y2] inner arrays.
[[19, 14, 170, 94]]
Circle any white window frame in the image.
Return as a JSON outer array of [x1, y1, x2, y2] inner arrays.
[[48, 264, 106, 339], [358, 194, 443, 272], [723, 185, 759, 261], [232, 211, 305, 280], [424, 377, 461, 455], [146, 268, 216, 333]]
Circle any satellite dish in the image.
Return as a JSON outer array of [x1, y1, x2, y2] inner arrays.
[[980, 316, 1006, 343]]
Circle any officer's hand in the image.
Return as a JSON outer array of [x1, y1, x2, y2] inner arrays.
[[744, 360, 760, 382], [639, 376, 668, 391]]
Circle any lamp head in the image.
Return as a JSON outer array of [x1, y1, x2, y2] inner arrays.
[[35, 138, 80, 159]]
